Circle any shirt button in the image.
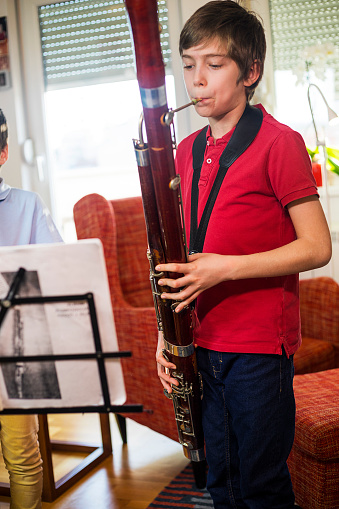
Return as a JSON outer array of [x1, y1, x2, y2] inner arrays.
[[206, 158, 212, 164]]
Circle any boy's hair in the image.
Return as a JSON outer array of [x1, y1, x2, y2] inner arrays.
[[179, 0, 266, 100], [0, 109, 8, 151]]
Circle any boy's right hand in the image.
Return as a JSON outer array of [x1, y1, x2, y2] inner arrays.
[[156, 331, 179, 394]]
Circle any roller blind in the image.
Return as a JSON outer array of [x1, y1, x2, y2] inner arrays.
[[38, 0, 171, 90], [269, 0, 339, 97]]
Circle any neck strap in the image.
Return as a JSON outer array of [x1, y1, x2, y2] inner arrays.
[[189, 104, 263, 254]]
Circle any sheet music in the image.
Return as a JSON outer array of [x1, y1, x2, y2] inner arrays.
[[0, 239, 126, 410]]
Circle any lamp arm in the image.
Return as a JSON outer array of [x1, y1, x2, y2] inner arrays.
[[307, 83, 322, 146], [307, 83, 338, 145]]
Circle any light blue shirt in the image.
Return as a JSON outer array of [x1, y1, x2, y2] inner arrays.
[[0, 178, 63, 246]]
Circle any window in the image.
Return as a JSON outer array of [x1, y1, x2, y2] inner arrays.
[[38, 0, 172, 89], [269, 0, 339, 149], [36, 0, 175, 240]]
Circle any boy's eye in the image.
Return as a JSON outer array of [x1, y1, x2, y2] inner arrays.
[[210, 64, 222, 69], [183, 64, 194, 70]]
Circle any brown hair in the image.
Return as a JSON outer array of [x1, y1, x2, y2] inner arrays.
[[179, 0, 266, 100]]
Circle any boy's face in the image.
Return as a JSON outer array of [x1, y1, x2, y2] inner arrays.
[[181, 38, 255, 127]]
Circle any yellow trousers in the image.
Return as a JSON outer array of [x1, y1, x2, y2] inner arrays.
[[0, 415, 43, 509]]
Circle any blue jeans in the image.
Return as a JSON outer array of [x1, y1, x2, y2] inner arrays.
[[196, 347, 296, 509]]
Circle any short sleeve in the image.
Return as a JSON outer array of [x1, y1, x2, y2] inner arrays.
[[267, 130, 318, 207]]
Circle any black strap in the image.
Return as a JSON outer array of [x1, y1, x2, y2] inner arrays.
[[189, 104, 263, 254], [190, 125, 208, 251]]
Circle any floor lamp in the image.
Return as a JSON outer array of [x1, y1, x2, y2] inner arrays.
[[307, 83, 338, 277]]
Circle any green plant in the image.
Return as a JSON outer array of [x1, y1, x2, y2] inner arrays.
[[307, 146, 339, 176]]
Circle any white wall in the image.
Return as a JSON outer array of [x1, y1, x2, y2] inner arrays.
[[249, 0, 275, 113], [168, 0, 208, 141], [0, 0, 31, 190]]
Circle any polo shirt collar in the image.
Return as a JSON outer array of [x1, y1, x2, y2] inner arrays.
[[206, 103, 266, 146], [206, 124, 236, 147], [0, 178, 11, 201]]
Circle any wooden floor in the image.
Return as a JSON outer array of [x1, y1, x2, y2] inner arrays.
[[0, 414, 188, 509]]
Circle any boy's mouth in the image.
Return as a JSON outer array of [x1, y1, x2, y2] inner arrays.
[[196, 99, 211, 107], [193, 97, 208, 103]]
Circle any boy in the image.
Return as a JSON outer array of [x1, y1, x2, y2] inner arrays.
[[155, 2, 332, 508], [0, 108, 62, 509]]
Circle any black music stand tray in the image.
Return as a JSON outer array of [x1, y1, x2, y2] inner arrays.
[[0, 267, 142, 501]]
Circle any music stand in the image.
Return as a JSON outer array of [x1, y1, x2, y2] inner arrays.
[[0, 241, 143, 501]]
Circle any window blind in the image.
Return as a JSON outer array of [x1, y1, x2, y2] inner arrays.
[[38, 0, 171, 89], [269, 0, 339, 98]]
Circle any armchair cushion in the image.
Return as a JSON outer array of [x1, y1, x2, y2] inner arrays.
[[292, 369, 339, 460], [287, 369, 339, 509], [294, 336, 337, 374], [299, 277, 339, 345], [294, 277, 339, 374]]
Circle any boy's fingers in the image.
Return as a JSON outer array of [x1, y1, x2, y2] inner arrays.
[[160, 287, 199, 306], [157, 364, 179, 388], [159, 378, 172, 393], [155, 350, 176, 369], [155, 263, 187, 274]]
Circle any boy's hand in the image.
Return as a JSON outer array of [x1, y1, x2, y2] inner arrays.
[[156, 331, 179, 394], [156, 252, 228, 313]]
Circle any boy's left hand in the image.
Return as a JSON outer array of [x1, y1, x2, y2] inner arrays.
[[156, 252, 228, 313]]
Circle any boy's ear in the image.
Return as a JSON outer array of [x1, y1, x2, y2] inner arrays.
[[0, 145, 8, 165], [243, 60, 261, 87]]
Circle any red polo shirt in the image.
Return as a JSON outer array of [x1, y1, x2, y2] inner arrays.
[[176, 105, 318, 356]]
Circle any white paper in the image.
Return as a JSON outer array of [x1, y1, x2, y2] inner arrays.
[[0, 239, 126, 410]]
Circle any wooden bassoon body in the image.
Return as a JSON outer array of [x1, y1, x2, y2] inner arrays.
[[124, 0, 206, 488]]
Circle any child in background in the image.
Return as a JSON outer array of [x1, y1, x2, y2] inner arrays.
[[155, 2, 332, 508], [0, 108, 62, 509]]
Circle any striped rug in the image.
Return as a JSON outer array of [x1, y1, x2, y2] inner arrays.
[[147, 463, 213, 509]]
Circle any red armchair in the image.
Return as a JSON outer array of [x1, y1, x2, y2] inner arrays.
[[294, 277, 339, 374], [289, 278, 339, 507], [288, 368, 339, 508], [73, 194, 178, 442]]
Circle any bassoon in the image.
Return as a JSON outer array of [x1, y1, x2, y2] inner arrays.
[[124, 0, 206, 488]]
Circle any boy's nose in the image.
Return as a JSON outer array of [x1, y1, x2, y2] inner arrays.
[[193, 74, 207, 87], [193, 67, 207, 87]]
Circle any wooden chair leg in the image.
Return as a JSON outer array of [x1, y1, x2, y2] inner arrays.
[[39, 413, 112, 502], [115, 414, 127, 444], [38, 414, 57, 501]]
